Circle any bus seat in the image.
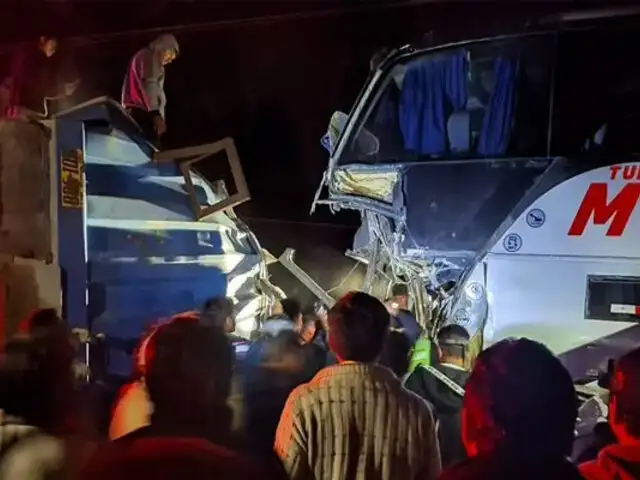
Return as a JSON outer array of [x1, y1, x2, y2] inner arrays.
[[448, 111, 471, 153]]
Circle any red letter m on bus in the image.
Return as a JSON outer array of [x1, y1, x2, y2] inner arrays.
[[568, 183, 640, 237]]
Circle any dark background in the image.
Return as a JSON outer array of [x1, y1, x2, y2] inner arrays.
[[0, 1, 587, 303]]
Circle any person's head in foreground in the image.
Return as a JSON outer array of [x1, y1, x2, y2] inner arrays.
[[201, 296, 236, 333], [0, 329, 76, 435], [328, 291, 390, 363], [144, 321, 234, 441], [133, 312, 199, 379], [18, 308, 64, 336], [437, 324, 470, 368], [461, 338, 577, 459], [609, 346, 640, 444]]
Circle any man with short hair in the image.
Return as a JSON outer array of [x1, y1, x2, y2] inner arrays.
[[201, 296, 236, 334], [122, 34, 179, 146], [387, 283, 422, 344], [275, 291, 441, 480], [405, 324, 470, 467], [580, 346, 640, 480], [281, 298, 303, 332], [114, 321, 234, 443], [108, 312, 204, 441], [243, 298, 305, 453], [440, 338, 582, 480], [87, 322, 271, 479]]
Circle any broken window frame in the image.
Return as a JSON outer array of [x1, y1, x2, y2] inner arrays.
[[153, 137, 250, 220]]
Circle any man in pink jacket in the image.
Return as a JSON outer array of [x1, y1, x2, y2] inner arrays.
[[122, 34, 179, 146]]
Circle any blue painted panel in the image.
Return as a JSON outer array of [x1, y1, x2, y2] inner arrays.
[[85, 164, 210, 206], [87, 227, 223, 259], [89, 259, 232, 283], [89, 268, 227, 334], [87, 195, 196, 222], [55, 119, 88, 331], [89, 265, 227, 376], [85, 130, 156, 168]]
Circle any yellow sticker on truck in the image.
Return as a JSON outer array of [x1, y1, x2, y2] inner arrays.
[[60, 149, 84, 209]]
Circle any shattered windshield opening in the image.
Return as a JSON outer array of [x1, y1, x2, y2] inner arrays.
[[338, 34, 553, 166]]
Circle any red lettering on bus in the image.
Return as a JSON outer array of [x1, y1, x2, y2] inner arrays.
[[610, 164, 640, 181], [568, 183, 640, 237], [610, 165, 621, 180]]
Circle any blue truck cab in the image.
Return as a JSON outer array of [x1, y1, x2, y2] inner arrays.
[[0, 97, 276, 377]]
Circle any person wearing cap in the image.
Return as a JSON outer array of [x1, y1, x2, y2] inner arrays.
[[405, 324, 471, 468], [580, 346, 640, 480]]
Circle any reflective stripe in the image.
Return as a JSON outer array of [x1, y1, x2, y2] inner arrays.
[[422, 365, 465, 397]]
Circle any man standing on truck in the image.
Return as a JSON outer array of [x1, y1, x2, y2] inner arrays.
[[122, 34, 179, 147], [2, 34, 78, 119]]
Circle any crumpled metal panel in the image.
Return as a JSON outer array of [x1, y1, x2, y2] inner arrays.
[[0, 120, 51, 261], [333, 167, 400, 204]]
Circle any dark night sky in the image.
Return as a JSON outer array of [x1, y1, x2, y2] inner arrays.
[[0, 1, 587, 301]]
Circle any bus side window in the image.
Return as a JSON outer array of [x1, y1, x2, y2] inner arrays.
[[552, 26, 640, 156]]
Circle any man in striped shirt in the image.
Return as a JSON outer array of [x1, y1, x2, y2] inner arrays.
[[275, 291, 441, 480]]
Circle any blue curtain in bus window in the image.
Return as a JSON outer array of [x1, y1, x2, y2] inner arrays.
[[478, 57, 519, 157], [399, 50, 468, 156]]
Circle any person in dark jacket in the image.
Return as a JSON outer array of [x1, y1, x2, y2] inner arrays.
[[113, 321, 235, 446], [387, 284, 422, 344], [298, 309, 337, 382], [122, 34, 179, 146], [379, 329, 412, 377], [91, 323, 282, 480], [200, 296, 246, 344], [440, 338, 582, 480], [405, 325, 470, 468], [580, 346, 640, 480], [243, 308, 304, 454], [4, 34, 77, 118]]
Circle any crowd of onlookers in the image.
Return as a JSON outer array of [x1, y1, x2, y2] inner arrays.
[[0, 288, 639, 480]]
